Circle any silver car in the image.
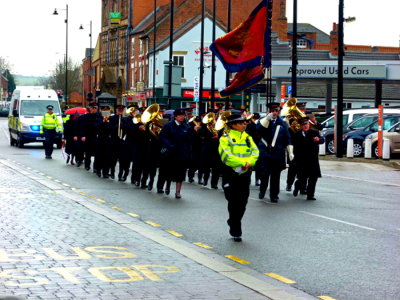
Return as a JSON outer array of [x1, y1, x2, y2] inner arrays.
[[364, 122, 400, 157]]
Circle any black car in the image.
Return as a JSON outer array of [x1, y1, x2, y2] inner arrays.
[[343, 114, 400, 157], [322, 113, 382, 154], [0, 106, 9, 117]]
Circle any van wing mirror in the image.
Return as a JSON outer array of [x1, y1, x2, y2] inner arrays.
[[12, 109, 18, 117]]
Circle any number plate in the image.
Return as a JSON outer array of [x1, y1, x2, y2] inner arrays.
[[36, 137, 45, 141]]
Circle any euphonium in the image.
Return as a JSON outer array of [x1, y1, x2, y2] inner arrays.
[[215, 110, 232, 132], [141, 103, 166, 138], [202, 112, 218, 135], [281, 97, 306, 131]]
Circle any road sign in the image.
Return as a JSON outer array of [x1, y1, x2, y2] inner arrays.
[[193, 76, 199, 102], [287, 85, 292, 96]]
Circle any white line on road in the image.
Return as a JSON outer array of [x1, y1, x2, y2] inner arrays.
[[299, 211, 376, 231]]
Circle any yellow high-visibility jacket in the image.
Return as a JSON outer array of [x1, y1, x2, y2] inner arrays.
[[219, 129, 259, 174], [40, 113, 62, 134]]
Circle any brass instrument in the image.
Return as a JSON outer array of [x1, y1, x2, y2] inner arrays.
[[133, 113, 142, 124], [242, 111, 254, 124], [202, 112, 218, 135], [280, 97, 306, 131], [215, 110, 232, 132], [141, 103, 167, 138], [189, 116, 201, 127]]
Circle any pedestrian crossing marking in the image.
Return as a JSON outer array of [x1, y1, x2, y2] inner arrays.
[[166, 230, 183, 237], [264, 273, 296, 284], [127, 213, 139, 217], [225, 255, 250, 264], [145, 221, 161, 227], [194, 243, 213, 249], [111, 206, 121, 210], [96, 198, 106, 203], [318, 296, 337, 300]]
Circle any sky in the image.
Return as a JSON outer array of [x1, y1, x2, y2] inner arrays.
[[0, 0, 399, 77]]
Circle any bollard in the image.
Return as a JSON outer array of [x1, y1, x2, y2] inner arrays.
[[364, 139, 372, 159], [382, 138, 390, 160], [346, 139, 354, 158], [319, 140, 326, 156]]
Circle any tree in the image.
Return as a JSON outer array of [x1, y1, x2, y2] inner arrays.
[[46, 58, 82, 100]]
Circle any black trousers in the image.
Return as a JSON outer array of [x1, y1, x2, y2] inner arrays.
[[260, 168, 282, 199], [286, 161, 297, 187], [223, 170, 252, 237], [295, 175, 318, 198], [43, 129, 56, 157]]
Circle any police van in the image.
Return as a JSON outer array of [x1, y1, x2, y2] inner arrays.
[[8, 87, 63, 148]]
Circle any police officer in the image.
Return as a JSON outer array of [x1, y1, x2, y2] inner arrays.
[[256, 103, 293, 203], [219, 114, 259, 242], [40, 105, 62, 159]]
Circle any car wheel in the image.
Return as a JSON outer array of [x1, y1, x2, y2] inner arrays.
[[372, 143, 379, 158], [326, 138, 335, 154], [353, 141, 363, 157]]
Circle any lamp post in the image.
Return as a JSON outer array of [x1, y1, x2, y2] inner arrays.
[[53, 5, 69, 106], [291, 0, 298, 98], [79, 21, 93, 96]]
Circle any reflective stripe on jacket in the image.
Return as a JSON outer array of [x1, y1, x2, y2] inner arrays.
[[40, 113, 62, 133], [218, 129, 259, 174]]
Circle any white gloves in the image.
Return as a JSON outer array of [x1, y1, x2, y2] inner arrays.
[[287, 145, 294, 161], [260, 113, 274, 128]]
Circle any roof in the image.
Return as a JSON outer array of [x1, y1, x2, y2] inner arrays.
[[288, 23, 330, 44]]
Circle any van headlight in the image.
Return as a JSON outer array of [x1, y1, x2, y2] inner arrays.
[[20, 122, 30, 131]]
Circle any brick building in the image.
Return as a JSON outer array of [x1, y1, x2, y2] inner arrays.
[[90, 0, 400, 110]]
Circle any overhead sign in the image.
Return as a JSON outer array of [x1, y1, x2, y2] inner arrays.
[[109, 12, 121, 25], [272, 65, 387, 79]]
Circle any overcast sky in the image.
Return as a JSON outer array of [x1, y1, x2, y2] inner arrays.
[[0, 0, 399, 77]]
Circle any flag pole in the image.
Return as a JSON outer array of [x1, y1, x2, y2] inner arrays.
[[211, 0, 216, 110], [225, 0, 232, 110]]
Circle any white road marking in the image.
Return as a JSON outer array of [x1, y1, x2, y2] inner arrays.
[[323, 174, 400, 188], [299, 211, 376, 231]]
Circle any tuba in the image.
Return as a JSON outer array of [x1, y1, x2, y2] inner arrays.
[[215, 110, 232, 132], [281, 97, 306, 131]]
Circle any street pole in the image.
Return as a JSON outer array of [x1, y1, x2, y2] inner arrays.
[[225, 0, 231, 110], [336, 0, 344, 158], [89, 20, 92, 95], [168, 0, 174, 109], [291, 0, 297, 97], [199, 0, 205, 115], [153, 0, 157, 103], [210, 0, 216, 111], [65, 4, 69, 107]]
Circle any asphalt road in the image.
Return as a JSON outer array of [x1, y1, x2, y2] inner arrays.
[[1, 118, 400, 300]]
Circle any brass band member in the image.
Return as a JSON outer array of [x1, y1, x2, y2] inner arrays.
[[108, 104, 126, 179]]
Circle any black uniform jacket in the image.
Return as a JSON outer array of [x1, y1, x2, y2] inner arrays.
[[292, 129, 325, 178], [159, 120, 193, 162], [256, 117, 291, 172]]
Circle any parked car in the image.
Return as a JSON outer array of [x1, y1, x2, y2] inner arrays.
[[322, 113, 383, 154], [343, 115, 400, 157], [364, 122, 400, 157], [0, 106, 9, 117]]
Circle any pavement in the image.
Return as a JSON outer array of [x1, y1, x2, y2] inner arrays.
[[0, 158, 317, 300]]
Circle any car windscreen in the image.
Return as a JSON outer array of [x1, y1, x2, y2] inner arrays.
[[20, 100, 60, 116], [368, 116, 400, 132]]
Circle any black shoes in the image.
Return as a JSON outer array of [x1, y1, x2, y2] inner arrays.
[[165, 188, 170, 195], [258, 191, 265, 199], [103, 174, 109, 179], [110, 173, 115, 179], [270, 197, 278, 203], [255, 179, 260, 186], [286, 185, 292, 192], [307, 197, 316, 200], [188, 177, 194, 183], [157, 189, 164, 194], [232, 236, 242, 242], [198, 179, 204, 185], [211, 185, 218, 189], [45, 156, 52, 159], [175, 193, 181, 199], [293, 187, 299, 197]]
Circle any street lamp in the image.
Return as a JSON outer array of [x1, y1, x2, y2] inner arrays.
[[79, 21, 93, 96], [53, 5, 68, 106]]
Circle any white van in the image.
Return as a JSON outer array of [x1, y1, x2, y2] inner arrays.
[[321, 108, 400, 129], [8, 87, 63, 148]]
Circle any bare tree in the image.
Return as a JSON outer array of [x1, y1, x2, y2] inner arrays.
[[46, 58, 82, 98]]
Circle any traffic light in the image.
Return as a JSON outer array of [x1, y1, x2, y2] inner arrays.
[[57, 90, 63, 100]]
